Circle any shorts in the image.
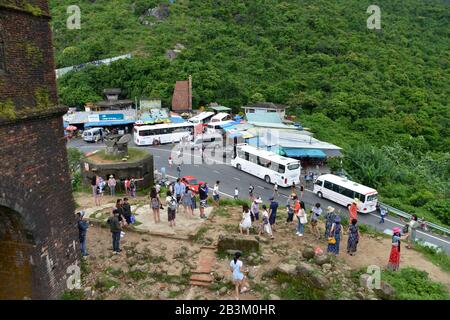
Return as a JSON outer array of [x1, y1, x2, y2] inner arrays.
[[168, 208, 176, 221], [200, 199, 207, 208], [213, 194, 220, 201], [176, 195, 182, 203]]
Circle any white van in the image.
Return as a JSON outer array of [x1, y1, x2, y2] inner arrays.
[[82, 127, 104, 143], [190, 133, 224, 150], [206, 120, 233, 134]]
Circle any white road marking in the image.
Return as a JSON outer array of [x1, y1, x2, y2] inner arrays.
[[257, 186, 265, 190], [213, 170, 221, 174], [233, 177, 241, 181]]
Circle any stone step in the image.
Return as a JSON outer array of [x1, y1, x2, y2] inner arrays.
[[190, 274, 213, 283], [189, 280, 211, 287]]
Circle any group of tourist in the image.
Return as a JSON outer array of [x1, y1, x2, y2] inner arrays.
[[91, 174, 142, 207]]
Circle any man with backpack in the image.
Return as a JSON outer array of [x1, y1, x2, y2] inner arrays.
[[199, 183, 208, 219], [166, 190, 178, 227], [122, 198, 132, 225], [107, 210, 122, 254]]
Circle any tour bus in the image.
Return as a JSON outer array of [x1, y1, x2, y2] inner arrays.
[[188, 112, 215, 125], [313, 174, 378, 213], [206, 120, 233, 134], [133, 122, 194, 146], [210, 112, 232, 123], [231, 144, 301, 187]]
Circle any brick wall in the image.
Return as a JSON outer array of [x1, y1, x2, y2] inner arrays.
[[0, 2, 79, 299]]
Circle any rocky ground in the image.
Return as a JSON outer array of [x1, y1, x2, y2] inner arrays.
[[73, 193, 449, 300]]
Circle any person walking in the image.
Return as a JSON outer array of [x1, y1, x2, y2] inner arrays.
[[379, 205, 387, 224], [181, 187, 194, 217], [291, 181, 296, 195], [273, 183, 279, 197], [405, 214, 419, 249], [387, 227, 404, 271], [268, 197, 279, 232], [349, 199, 359, 223], [77, 211, 89, 257], [234, 187, 239, 200], [108, 210, 122, 254], [199, 183, 208, 219], [300, 184, 304, 199], [229, 252, 250, 300], [259, 204, 274, 239], [166, 190, 178, 227], [250, 198, 261, 222], [122, 198, 132, 225], [296, 201, 307, 237], [286, 194, 296, 223], [168, 156, 173, 168], [248, 184, 255, 200], [347, 219, 359, 256], [324, 206, 336, 238], [213, 181, 220, 205], [129, 178, 137, 198], [310, 203, 322, 240], [327, 216, 343, 256], [150, 187, 161, 223], [239, 204, 252, 236], [108, 175, 116, 196], [174, 178, 186, 204], [124, 178, 130, 195], [91, 175, 101, 206], [176, 164, 182, 178]]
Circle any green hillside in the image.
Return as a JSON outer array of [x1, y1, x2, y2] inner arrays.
[[50, 0, 450, 226]]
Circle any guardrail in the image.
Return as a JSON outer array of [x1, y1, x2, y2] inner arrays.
[[379, 202, 450, 236]]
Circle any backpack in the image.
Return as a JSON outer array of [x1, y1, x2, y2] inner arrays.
[[151, 197, 159, 207], [130, 181, 136, 189], [168, 196, 178, 211]]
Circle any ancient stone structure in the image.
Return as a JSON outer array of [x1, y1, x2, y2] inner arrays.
[[0, 1, 79, 299], [171, 75, 192, 112]]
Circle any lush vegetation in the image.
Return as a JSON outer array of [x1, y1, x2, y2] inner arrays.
[[382, 267, 449, 300], [51, 0, 449, 226], [68, 147, 84, 191]]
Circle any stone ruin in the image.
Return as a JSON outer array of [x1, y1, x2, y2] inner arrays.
[[104, 134, 132, 157]]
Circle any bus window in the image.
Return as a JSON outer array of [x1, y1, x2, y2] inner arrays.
[[324, 181, 333, 190], [366, 194, 378, 202], [270, 162, 279, 172], [257, 157, 271, 167], [315, 180, 323, 187], [287, 162, 300, 170], [244, 152, 250, 161], [278, 164, 285, 174], [237, 150, 244, 158], [249, 154, 257, 164], [341, 187, 354, 199], [332, 184, 340, 193]]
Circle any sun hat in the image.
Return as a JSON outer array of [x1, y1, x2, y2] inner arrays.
[[77, 211, 85, 218], [109, 175, 114, 178], [393, 227, 402, 234], [326, 206, 335, 213], [334, 215, 341, 223], [353, 198, 360, 203]]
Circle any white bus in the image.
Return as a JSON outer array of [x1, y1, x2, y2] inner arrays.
[[188, 112, 215, 125], [231, 144, 301, 187], [206, 120, 233, 134], [210, 112, 232, 123], [313, 174, 378, 213], [134, 122, 194, 146]]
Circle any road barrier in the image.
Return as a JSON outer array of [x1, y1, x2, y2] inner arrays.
[[379, 202, 450, 236]]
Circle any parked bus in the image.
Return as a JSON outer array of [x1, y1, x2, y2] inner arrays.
[[206, 120, 233, 134], [231, 144, 301, 187], [188, 112, 215, 125], [210, 112, 232, 123], [133, 122, 194, 146], [313, 174, 378, 213]]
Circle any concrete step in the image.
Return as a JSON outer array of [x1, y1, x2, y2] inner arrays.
[[189, 280, 211, 287], [190, 274, 213, 283]]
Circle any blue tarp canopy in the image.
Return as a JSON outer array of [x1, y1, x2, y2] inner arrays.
[[84, 120, 135, 127], [169, 116, 185, 123], [228, 132, 243, 138], [220, 121, 240, 128], [283, 148, 327, 158]]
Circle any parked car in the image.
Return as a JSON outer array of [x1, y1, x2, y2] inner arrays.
[[82, 127, 104, 143], [182, 176, 205, 194]]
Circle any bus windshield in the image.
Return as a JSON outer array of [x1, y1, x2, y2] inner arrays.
[[366, 194, 378, 202], [287, 162, 300, 170]]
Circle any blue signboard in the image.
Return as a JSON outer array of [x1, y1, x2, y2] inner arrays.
[[99, 114, 124, 121]]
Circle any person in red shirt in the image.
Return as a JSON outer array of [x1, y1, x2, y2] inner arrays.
[[349, 199, 359, 222]]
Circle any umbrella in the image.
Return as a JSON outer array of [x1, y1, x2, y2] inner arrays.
[[65, 125, 77, 131]]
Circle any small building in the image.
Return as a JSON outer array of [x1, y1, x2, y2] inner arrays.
[[209, 105, 232, 114], [243, 102, 288, 118], [95, 88, 134, 111]]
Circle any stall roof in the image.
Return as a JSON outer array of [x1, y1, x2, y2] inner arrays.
[[210, 106, 232, 112], [85, 120, 135, 127], [283, 148, 327, 158]]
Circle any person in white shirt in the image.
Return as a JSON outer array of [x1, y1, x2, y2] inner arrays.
[[234, 187, 239, 200], [213, 181, 220, 205]]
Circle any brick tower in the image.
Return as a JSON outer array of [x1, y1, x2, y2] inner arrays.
[[0, 1, 79, 299]]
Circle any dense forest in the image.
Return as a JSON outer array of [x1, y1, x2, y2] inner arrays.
[[50, 0, 449, 226]]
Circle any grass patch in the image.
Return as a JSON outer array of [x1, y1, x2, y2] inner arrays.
[[275, 273, 325, 300], [358, 224, 387, 237], [94, 276, 120, 292], [413, 242, 450, 274], [382, 267, 449, 300], [214, 206, 231, 217], [119, 293, 136, 300], [61, 289, 85, 300], [168, 290, 183, 298], [93, 148, 148, 162], [105, 267, 124, 278], [127, 270, 148, 281]]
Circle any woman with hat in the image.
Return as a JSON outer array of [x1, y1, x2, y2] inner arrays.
[[327, 215, 343, 255], [108, 175, 117, 197], [324, 206, 336, 238], [349, 198, 359, 223], [387, 227, 404, 271]]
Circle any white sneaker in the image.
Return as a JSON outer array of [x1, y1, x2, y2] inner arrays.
[[295, 232, 300, 235], [298, 234, 303, 237]]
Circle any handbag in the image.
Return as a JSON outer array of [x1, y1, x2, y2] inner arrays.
[[300, 212, 308, 224], [328, 237, 336, 245]]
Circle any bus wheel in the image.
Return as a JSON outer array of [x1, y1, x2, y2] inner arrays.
[[236, 164, 241, 171], [264, 175, 271, 184], [317, 192, 323, 198]]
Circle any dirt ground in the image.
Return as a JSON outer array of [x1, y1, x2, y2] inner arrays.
[[75, 193, 450, 299]]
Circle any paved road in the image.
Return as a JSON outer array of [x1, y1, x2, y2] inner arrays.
[[69, 139, 450, 254]]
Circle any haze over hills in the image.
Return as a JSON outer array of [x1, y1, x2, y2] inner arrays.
[[50, 0, 450, 226]]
